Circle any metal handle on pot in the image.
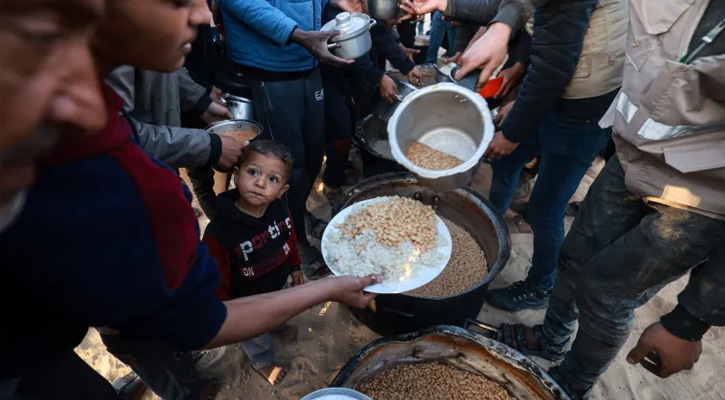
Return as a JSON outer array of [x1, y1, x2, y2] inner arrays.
[[464, 318, 499, 338], [328, 43, 341, 50], [369, 19, 377, 28]]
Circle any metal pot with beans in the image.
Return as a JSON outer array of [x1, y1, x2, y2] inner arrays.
[[332, 173, 510, 336]]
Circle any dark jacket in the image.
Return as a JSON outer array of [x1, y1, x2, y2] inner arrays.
[[203, 191, 301, 299], [445, 0, 610, 143], [0, 85, 227, 380]]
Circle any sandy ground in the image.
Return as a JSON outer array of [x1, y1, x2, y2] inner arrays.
[[76, 161, 725, 399]]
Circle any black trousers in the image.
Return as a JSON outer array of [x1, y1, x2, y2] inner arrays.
[[321, 69, 355, 189], [250, 69, 326, 246]]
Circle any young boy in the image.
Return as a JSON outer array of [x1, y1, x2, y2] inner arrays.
[[203, 140, 305, 385]]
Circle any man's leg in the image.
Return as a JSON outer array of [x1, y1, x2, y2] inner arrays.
[[488, 111, 610, 311], [239, 333, 275, 372], [488, 143, 540, 215], [100, 332, 210, 400], [556, 202, 725, 396], [186, 166, 217, 219], [426, 11, 448, 64], [539, 156, 651, 352], [251, 77, 308, 245]]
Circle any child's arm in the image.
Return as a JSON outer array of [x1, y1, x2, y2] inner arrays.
[[203, 275, 380, 349]]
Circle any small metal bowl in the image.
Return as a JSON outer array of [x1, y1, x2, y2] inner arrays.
[[301, 387, 372, 400], [387, 83, 495, 192], [206, 119, 264, 172], [449, 65, 482, 92]]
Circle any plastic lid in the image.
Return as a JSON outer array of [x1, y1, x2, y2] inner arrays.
[[321, 12, 370, 42]]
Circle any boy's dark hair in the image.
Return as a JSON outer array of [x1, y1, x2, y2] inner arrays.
[[238, 140, 293, 181]]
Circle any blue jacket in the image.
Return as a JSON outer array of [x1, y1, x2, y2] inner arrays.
[[218, 0, 329, 72]]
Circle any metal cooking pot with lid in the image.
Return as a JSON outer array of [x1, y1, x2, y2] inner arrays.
[[330, 325, 569, 399], [388, 83, 495, 192], [218, 95, 254, 121], [322, 13, 377, 60]]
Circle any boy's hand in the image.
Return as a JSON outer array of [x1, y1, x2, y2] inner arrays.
[[290, 270, 305, 287], [323, 275, 382, 309]]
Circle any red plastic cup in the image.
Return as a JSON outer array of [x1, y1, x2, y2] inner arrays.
[[478, 77, 503, 99]]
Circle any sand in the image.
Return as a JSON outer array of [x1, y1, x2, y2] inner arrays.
[[76, 162, 725, 400]]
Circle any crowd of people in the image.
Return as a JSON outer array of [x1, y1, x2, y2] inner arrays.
[[0, 0, 723, 399]]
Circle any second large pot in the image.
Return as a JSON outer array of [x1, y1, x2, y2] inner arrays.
[[332, 173, 510, 336]]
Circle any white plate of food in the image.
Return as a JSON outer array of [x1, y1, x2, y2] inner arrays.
[[321, 196, 452, 294]]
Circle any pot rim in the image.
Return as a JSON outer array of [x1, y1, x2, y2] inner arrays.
[[322, 12, 372, 42], [329, 325, 570, 400], [204, 119, 264, 135], [387, 83, 495, 180]]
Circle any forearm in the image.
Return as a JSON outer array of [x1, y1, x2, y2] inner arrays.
[[204, 279, 335, 348], [130, 118, 216, 168]]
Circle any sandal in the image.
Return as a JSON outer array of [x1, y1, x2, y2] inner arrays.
[[497, 324, 565, 362], [255, 365, 287, 386]]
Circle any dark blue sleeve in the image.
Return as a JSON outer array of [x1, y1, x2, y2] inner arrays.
[[501, 0, 598, 143], [0, 155, 226, 351], [372, 22, 416, 75]]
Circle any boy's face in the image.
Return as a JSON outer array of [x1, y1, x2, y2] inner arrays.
[[93, 0, 211, 73], [234, 152, 290, 208]]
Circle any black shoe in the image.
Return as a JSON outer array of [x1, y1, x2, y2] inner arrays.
[[548, 367, 593, 400], [486, 281, 550, 312], [112, 372, 147, 400]]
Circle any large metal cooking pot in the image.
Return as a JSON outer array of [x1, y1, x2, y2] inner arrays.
[[322, 13, 377, 60], [332, 173, 510, 336], [330, 325, 569, 399], [388, 83, 495, 192], [218, 95, 254, 121], [367, 0, 398, 20], [354, 115, 408, 178]]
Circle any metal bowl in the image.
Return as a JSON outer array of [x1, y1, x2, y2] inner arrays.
[[206, 119, 264, 140], [301, 388, 372, 400], [367, 0, 399, 20], [387, 83, 495, 192], [449, 64, 482, 92], [218, 95, 254, 121]]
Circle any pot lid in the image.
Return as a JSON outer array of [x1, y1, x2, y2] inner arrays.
[[321, 12, 370, 42]]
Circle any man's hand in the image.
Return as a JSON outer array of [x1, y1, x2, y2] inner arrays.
[[407, 66, 423, 87], [380, 75, 400, 104], [216, 135, 246, 170], [495, 62, 525, 99], [455, 22, 512, 91], [324, 275, 382, 309], [290, 270, 305, 287], [494, 100, 515, 127], [399, 43, 421, 61], [442, 51, 462, 64], [209, 86, 225, 104], [201, 101, 233, 125], [627, 322, 703, 378], [399, 0, 447, 20], [328, 0, 364, 13], [290, 29, 354, 67], [484, 131, 519, 161]]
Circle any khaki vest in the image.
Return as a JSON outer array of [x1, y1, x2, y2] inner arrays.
[[564, 0, 628, 99], [599, 0, 725, 219]]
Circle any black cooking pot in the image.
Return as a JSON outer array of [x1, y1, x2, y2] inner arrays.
[[332, 173, 510, 336], [330, 325, 569, 399]]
